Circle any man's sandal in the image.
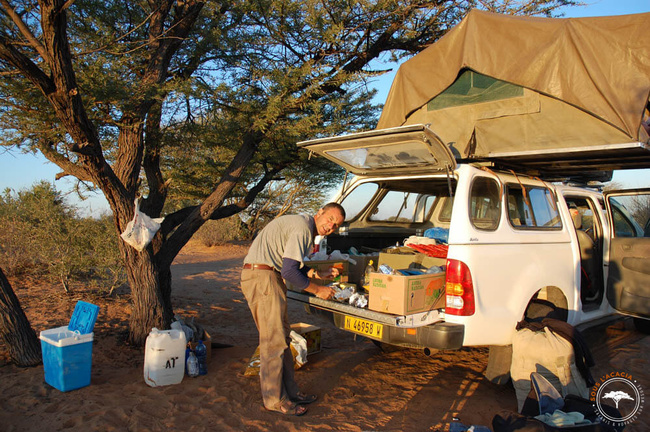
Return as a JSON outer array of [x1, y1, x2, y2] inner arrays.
[[266, 400, 308, 416], [291, 392, 318, 405]]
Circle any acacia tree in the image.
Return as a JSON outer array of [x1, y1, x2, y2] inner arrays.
[[0, 0, 575, 346], [0, 267, 41, 366], [602, 390, 634, 409]]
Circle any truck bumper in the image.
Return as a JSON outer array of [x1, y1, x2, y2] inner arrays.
[[287, 290, 464, 351]]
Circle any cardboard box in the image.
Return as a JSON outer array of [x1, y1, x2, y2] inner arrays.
[[368, 272, 446, 315], [291, 323, 321, 355], [244, 344, 304, 376], [287, 259, 349, 291], [378, 251, 446, 271], [244, 324, 320, 376], [189, 330, 212, 362], [346, 255, 378, 286], [308, 259, 349, 284]]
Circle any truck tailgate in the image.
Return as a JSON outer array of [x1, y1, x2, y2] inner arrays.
[[287, 289, 464, 350], [287, 289, 444, 326]]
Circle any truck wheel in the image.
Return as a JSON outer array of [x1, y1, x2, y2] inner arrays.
[[524, 299, 563, 321], [523, 287, 568, 322], [633, 317, 650, 334]]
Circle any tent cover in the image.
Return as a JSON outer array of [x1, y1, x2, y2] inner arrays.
[[376, 10, 650, 180]]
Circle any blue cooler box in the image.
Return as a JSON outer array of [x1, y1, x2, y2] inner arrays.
[[39, 301, 99, 392]]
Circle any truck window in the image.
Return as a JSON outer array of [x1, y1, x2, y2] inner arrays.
[[564, 197, 599, 239], [438, 196, 453, 222], [369, 190, 436, 223], [339, 182, 379, 221], [608, 196, 648, 238], [469, 177, 500, 230], [507, 185, 561, 229], [416, 195, 438, 222]]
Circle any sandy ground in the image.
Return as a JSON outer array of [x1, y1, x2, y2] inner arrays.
[[1, 241, 648, 431]]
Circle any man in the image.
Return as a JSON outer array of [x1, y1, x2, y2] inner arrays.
[[240, 203, 346, 416]]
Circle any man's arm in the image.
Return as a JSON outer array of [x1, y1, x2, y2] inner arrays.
[[281, 258, 338, 300]]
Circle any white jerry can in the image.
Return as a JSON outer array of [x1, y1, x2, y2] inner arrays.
[[143, 328, 187, 387]]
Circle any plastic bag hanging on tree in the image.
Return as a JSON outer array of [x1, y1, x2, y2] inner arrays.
[[120, 198, 165, 251]]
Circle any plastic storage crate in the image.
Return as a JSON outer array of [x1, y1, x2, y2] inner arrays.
[[39, 301, 99, 392]]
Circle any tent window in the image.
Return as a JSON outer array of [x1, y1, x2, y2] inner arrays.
[[427, 70, 523, 111]]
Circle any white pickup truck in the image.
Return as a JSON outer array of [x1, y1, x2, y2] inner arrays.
[[287, 12, 650, 357], [287, 125, 650, 355]]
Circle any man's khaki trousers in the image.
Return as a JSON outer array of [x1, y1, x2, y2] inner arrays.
[[240, 268, 300, 410]]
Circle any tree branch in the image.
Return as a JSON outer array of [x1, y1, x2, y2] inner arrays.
[[113, 1, 206, 200], [35, 0, 105, 159], [157, 128, 264, 266], [0, 0, 49, 60], [141, 99, 167, 216], [159, 162, 284, 237], [0, 2, 134, 223], [206, 166, 283, 220], [38, 141, 94, 183], [0, 34, 55, 94]]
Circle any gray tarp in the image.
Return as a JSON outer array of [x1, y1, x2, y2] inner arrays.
[[377, 10, 650, 161]]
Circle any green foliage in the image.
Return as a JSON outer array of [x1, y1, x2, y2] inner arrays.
[[152, 0, 578, 221], [238, 176, 333, 238], [0, 182, 125, 293], [0, 0, 577, 224]]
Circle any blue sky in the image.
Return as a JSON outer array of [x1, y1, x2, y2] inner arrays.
[[1, 0, 649, 215]]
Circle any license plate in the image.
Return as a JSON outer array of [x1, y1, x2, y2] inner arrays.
[[344, 316, 383, 339]]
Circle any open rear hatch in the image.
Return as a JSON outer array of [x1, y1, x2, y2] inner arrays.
[[297, 124, 456, 177]]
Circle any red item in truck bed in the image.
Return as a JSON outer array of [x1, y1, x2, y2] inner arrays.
[[406, 243, 449, 258]]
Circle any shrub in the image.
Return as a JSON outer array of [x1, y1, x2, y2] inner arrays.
[[0, 182, 125, 293], [193, 215, 246, 247]]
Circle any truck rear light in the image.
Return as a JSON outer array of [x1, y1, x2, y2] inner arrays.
[[445, 259, 475, 316]]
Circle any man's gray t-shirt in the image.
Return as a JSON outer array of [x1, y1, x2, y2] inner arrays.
[[244, 214, 315, 271]]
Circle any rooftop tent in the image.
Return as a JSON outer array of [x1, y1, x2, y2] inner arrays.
[[376, 10, 650, 180]]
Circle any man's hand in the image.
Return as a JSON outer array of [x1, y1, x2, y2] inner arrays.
[[316, 266, 340, 280], [304, 284, 335, 300]]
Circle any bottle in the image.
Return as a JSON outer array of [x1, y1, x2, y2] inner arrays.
[[379, 264, 395, 275], [143, 328, 186, 387], [184, 345, 191, 372], [195, 340, 208, 375], [186, 351, 199, 377], [363, 260, 375, 290], [320, 237, 328, 254]]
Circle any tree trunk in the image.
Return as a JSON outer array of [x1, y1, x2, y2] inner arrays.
[[0, 267, 42, 367], [121, 244, 173, 346], [119, 130, 264, 346]]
